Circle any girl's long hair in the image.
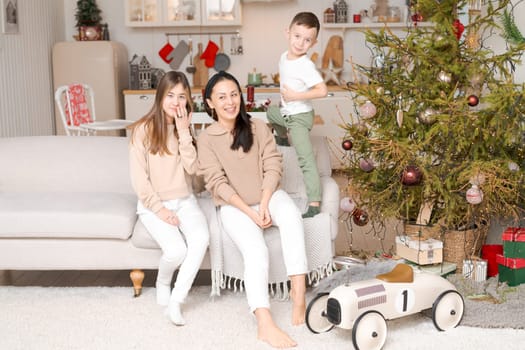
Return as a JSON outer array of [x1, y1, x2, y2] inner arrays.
[[203, 71, 253, 152], [129, 71, 193, 155]]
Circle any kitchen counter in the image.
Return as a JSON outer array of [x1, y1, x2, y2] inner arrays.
[[122, 85, 347, 95]]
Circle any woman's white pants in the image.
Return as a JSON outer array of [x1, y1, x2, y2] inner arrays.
[[219, 189, 308, 312], [137, 195, 209, 303]]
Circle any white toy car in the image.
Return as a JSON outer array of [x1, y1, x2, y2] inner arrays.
[[306, 263, 464, 350]]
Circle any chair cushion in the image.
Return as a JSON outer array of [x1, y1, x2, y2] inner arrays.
[[0, 192, 137, 239]]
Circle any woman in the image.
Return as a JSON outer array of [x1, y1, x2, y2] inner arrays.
[[197, 71, 308, 348], [128, 71, 209, 326]]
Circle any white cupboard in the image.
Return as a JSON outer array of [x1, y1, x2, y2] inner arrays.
[[124, 0, 241, 27]]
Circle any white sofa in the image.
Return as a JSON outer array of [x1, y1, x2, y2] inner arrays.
[[0, 135, 339, 296]]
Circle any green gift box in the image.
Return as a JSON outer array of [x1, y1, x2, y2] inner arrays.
[[497, 254, 525, 287], [502, 227, 525, 259]]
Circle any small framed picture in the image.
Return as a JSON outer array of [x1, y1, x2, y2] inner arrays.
[[1, 0, 18, 34]]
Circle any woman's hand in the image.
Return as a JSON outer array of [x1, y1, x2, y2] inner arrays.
[[158, 207, 179, 226], [258, 202, 272, 229]]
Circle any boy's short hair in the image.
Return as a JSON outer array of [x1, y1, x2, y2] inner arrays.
[[290, 12, 320, 37]]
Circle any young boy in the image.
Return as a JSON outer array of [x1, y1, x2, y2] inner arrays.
[[266, 11, 328, 218]]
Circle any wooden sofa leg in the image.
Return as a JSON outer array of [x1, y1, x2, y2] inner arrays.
[[130, 269, 145, 297]]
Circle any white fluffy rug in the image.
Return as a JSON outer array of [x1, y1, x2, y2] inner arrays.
[[1, 285, 525, 350]]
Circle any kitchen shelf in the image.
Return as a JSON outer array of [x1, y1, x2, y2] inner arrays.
[[323, 21, 433, 31]]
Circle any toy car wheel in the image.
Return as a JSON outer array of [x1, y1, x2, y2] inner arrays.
[[306, 292, 334, 334], [352, 310, 387, 350], [432, 290, 464, 331]]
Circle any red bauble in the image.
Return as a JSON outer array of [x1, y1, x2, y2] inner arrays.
[[342, 139, 353, 151], [352, 208, 369, 226], [401, 165, 423, 186], [467, 94, 479, 107], [453, 19, 465, 40]]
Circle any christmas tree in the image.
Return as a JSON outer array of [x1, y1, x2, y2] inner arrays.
[[75, 0, 103, 28], [342, 0, 525, 237]]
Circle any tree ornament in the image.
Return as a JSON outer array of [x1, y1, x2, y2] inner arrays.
[[340, 197, 356, 213], [342, 139, 353, 151], [467, 94, 479, 106], [396, 108, 403, 127], [438, 70, 452, 83], [466, 184, 483, 204], [359, 158, 375, 172], [359, 100, 377, 119], [401, 165, 422, 186], [352, 208, 369, 226], [469, 172, 486, 186], [508, 161, 520, 172], [418, 108, 438, 125], [355, 122, 369, 136], [453, 19, 465, 40]]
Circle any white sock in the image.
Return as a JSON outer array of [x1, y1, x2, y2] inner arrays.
[[168, 301, 186, 326], [155, 281, 171, 306]]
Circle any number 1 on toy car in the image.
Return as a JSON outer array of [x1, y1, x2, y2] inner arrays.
[[395, 288, 415, 314]]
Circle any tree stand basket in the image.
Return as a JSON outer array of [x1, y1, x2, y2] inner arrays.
[[442, 225, 488, 274]]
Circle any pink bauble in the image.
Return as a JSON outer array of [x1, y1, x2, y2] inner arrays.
[[466, 185, 483, 204], [359, 158, 375, 172], [340, 197, 356, 213], [359, 100, 377, 119]]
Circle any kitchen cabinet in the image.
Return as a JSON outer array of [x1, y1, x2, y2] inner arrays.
[[124, 0, 241, 27]]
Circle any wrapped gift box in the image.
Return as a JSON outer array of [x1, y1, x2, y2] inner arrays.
[[496, 254, 525, 287], [502, 227, 525, 259], [396, 235, 443, 265]]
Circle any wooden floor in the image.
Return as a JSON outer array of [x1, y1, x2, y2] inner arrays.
[[0, 269, 212, 287]]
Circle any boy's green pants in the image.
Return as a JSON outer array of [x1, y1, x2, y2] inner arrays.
[[266, 106, 322, 202]]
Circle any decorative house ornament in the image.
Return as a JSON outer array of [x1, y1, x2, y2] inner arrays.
[[129, 54, 140, 90], [334, 0, 348, 23], [138, 56, 152, 89]]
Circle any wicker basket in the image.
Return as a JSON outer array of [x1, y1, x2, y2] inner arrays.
[[442, 225, 488, 273], [404, 222, 442, 241]]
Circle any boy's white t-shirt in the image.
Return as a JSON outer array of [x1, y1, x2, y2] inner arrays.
[[279, 51, 323, 116]]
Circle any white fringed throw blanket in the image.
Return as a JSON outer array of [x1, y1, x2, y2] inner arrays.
[[197, 145, 336, 299]]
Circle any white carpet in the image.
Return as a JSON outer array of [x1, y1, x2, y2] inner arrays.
[[1, 285, 525, 350]]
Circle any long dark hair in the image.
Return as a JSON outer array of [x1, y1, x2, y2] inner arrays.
[[203, 71, 253, 152], [129, 71, 193, 155]]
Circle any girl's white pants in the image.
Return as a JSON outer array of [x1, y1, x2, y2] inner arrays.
[[137, 194, 209, 303], [219, 189, 308, 312]]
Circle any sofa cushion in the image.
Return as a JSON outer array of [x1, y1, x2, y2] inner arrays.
[[0, 192, 137, 239], [131, 219, 159, 249]]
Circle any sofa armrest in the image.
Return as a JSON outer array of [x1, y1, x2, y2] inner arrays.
[[320, 175, 340, 241]]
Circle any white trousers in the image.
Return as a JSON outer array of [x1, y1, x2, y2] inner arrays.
[[137, 195, 209, 303], [219, 189, 308, 312]]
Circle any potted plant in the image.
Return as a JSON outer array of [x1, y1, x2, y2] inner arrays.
[[75, 0, 103, 41], [342, 0, 525, 269]]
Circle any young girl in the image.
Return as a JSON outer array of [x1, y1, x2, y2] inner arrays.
[[128, 71, 209, 326], [197, 71, 308, 348]]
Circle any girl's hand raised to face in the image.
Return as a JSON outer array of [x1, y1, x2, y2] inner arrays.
[[174, 105, 191, 131]]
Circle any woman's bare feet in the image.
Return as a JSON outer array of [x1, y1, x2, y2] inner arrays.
[[255, 308, 297, 348], [290, 275, 306, 325]]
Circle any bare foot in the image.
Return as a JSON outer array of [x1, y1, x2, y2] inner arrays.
[[255, 308, 297, 348], [290, 288, 306, 326]]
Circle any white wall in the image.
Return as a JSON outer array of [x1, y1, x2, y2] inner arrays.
[[0, 0, 64, 137]]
